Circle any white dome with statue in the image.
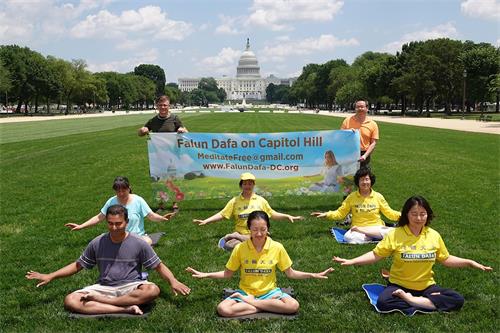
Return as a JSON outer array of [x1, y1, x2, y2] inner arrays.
[[236, 38, 261, 78]]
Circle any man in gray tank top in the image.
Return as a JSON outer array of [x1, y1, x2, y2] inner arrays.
[[26, 205, 190, 315]]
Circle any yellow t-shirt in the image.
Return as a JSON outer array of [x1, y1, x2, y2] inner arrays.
[[226, 237, 292, 296], [373, 225, 449, 290], [219, 193, 275, 235], [326, 190, 400, 227], [341, 115, 379, 151]]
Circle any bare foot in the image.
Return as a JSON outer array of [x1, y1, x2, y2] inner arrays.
[[380, 268, 390, 279], [230, 292, 254, 303], [125, 305, 143, 315], [80, 292, 108, 304], [392, 289, 412, 300]]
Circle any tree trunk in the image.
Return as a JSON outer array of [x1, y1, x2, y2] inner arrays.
[[496, 90, 499, 113], [401, 95, 406, 116], [34, 94, 39, 113], [65, 96, 70, 115], [16, 100, 22, 113]]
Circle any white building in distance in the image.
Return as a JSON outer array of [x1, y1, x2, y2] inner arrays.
[[178, 39, 296, 101]]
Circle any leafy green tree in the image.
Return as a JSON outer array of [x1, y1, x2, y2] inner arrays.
[[416, 39, 463, 114], [460, 42, 500, 111], [0, 45, 36, 113], [95, 72, 123, 108], [189, 77, 225, 104], [335, 81, 364, 108], [266, 83, 277, 103], [134, 64, 166, 97], [292, 64, 320, 107], [189, 88, 207, 106], [165, 83, 181, 105], [0, 60, 12, 106], [217, 87, 226, 102]]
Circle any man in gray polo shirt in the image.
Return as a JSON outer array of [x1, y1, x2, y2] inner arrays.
[[26, 205, 190, 315]]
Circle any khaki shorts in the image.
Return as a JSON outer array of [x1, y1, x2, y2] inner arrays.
[[74, 280, 155, 298]]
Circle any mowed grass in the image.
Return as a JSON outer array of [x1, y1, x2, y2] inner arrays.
[[0, 112, 498, 332]]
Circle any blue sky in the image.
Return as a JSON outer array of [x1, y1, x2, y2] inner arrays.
[[1, 0, 498, 82]]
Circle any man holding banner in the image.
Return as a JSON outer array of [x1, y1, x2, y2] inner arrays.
[[341, 100, 378, 168], [138, 95, 188, 136]]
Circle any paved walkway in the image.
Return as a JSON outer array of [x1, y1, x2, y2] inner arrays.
[[0, 109, 498, 135], [306, 111, 500, 135]]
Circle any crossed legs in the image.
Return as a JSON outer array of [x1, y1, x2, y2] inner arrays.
[[377, 284, 464, 313], [217, 292, 299, 317], [64, 283, 160, 315]]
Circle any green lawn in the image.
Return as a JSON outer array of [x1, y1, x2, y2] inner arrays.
[[0, 113, 498, 332]]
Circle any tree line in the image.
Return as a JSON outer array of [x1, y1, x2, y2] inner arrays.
[[284, 39, 499, 114], [1, 38, 498, 114]]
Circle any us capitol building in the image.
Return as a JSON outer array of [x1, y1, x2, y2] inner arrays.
[[178, 39, 296, 101]]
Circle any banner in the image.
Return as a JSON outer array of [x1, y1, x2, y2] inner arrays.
[[148, 130, 360, 206]]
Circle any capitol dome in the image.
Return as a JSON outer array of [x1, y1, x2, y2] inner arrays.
[[236, 38, 261, 78]]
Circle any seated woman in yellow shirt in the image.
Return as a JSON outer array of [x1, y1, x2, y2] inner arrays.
[[193, 172, 302, 250], [333, 195, 492, 314], [187, 210, 334, 317], [312, 167, 400, 243]]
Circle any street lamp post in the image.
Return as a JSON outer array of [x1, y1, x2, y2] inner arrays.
[[462, 69, 467, 120]]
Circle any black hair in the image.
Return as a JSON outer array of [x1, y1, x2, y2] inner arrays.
[[246, 210, 270, 230], [355, 100, 369, 109], [239, 179, 255, 188], [354, 167, 376, 187], [112, 176, 132, 193], [106, 204, 128, 221], [398, 195, 434, 227]]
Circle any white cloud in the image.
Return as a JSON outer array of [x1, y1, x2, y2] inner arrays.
[[246, 0, 344, 31], [380, 22, 458, 54], [215, 15, 243, 35], [0, 12, 34, 41], [115, 39, 145, 51], [87, 48, 159, 73], [275, 35, 291, 41], [261, 34, 359, 62], [461, 0, 500, 20], [0, 0, 112, 42], [199, 47, 242, 75], [70, 6, 193, 41], [288, 69, 302, 78]]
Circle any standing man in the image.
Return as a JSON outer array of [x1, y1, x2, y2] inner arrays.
[[138, 95, 188, 136], [341, 100, 379, 168], [26, 205, 190, 315]]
